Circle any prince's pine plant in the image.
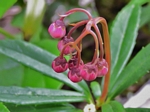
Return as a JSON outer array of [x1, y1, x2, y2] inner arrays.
[[0, 0, 150, 112], [48, 8, 111, 110]]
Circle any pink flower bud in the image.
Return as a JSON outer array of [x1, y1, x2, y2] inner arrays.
[[80, 63, 98, 81], [68, 56, 83, 70], [96, 59, 108, 77], [68, 57, 78, 69], [48, 20, 66, 39], [57, 36, 74, 55], [68, 67, 82, 83], [52, 56, 68, 73]]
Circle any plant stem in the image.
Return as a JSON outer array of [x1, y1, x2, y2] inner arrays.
[[60, 8, 92, 20], [89, 30, 99, 64], [96, 17, 111, 107], [67, 20, 88, 38], [92, 24, 104, 60], [0, 27, 15, 39]]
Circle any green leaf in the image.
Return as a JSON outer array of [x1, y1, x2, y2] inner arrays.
[[125, 108, 150, 112], [22, 67, 63, 89], [140, 4, 150, 27], [42, 107, 82, 112], [129, 0, 150, 6], [11, 9, 25, 28], [102, 104, 113, 112], [0, 0, 17, 18], [22, 67, 45, 87], [6, 104, 82, 112], [90, 81, 101, 99], [43, 75, 63, 89], [108, 44, 150, 99], [31, 39, 63, 89], [0, 54, 24, 86], [34, 39, 60, 56], [0, 86, 85, 105], [110, 5, 141, 90], [0, 103, 10, 112], [0, 39, 91, 101], [102, 101, 125, 112], [0, 54, 62, 89]]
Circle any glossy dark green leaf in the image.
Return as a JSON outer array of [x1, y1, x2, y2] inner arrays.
[[0, 53, 62, 89], [140, 4, 150, 27], [6, 24, 62, 88], [22, 67, 63, 89], [34, 39, 60, 56], [22, 67, 46, 87], [110, 5, 141, 90], [0, 39, 91, 101], [0, 103, 10, 112], [102, 104, 113, 112], [6, 103, 82, 112], [44, 107, 82, 112], [0, 0, 17, 18], [108, 44, 150, 99], [90, 81, 101, 99], [125, 108, 150, 112], [102, 101, 125, 112], [129, 0, 150, 6], [31, 39, 64, 88], [0, 86, 85, 105], [0, 54, 24, 86]]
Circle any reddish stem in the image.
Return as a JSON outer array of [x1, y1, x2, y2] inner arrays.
[[89, 30, 99, 64], [85, 20, 100, 64], [96, 17, 111, 107], [74, 31, 88, 65], [92, 23, 104, 60], [67, 20, 88, 38], [60, 8, 92, 20]]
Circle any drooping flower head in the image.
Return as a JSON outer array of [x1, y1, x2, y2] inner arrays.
[[48, 8, 110, 83]]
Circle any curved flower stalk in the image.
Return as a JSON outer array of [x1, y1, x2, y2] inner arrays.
[[48, 8, 111, 110]]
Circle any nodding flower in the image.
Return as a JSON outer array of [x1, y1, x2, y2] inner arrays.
[[48, 19, 66, 39], [57, 36, 75, 55], [49, 8, 109, 83], [51, 56, 68, 73]]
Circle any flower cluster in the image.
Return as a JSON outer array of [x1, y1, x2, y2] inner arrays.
[[48, 8, 109, 83]]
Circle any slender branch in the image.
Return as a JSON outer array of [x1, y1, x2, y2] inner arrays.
[[74, 31, 89, 65], [60, 8, 92, 20], [0, 27, 15, 39], [67, 20, 88, 38], [92, 23, 104, 60], [96, 17, 111, 106], [89, 30, 99, 64], [74, 23, 99, 65]]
